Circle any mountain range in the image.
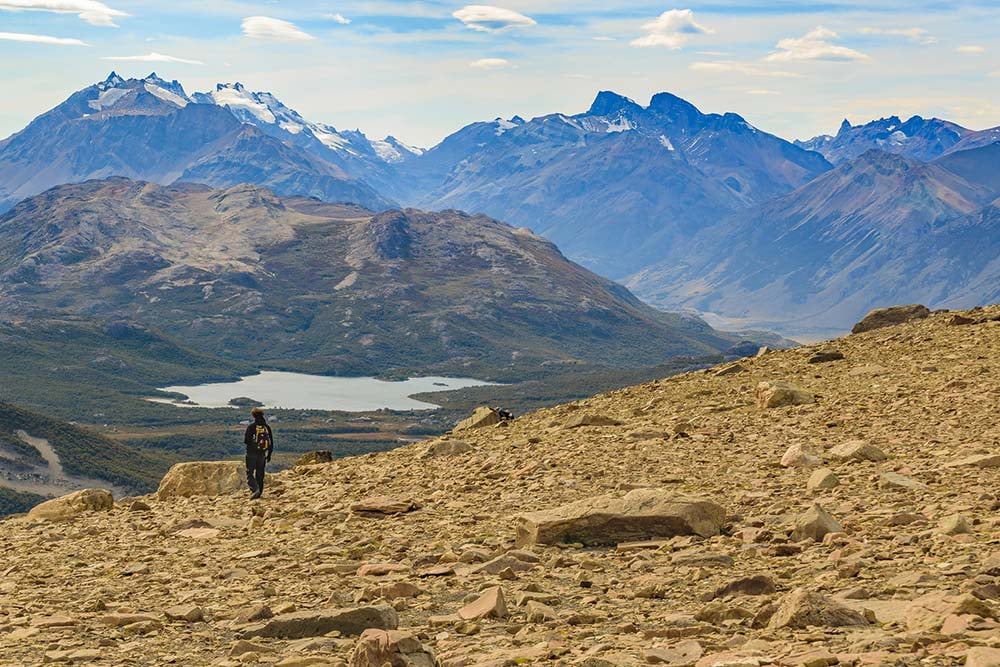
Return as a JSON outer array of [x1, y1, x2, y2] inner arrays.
[[0, 73, 396, 213], [0, 177, 762, 375], [2, 72, 999, 336]]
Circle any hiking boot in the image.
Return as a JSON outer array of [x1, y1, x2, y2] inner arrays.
[[250, 490, 262, 500]]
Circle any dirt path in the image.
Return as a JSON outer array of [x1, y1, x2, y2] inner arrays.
[[0, 431, 128, 498], [16, 430, 65, 478]]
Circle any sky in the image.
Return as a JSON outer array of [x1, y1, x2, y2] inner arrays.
[[1, 1, 998, 147]]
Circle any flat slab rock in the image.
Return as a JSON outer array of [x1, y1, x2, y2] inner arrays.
[[241, 605, 398, 639], [514, 489, 725, 547]]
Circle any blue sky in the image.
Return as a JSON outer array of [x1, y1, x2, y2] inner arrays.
[[1, 1, 998, 146]]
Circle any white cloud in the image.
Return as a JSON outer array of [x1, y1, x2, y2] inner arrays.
[[102, 51, 202, 64], [0, 30, 86, 45], [592, 36, 615, 42], [469, 57, 510, 69], [328, 12, 350, 25], [0, 0, 126, 27], [746, 89, 778, 95], [690, 60, 801, 78], [766, 26, 870, 63], [452, 5, 536, 33], [860, 27, 936, 45], [241, 16, 315, 42], [631, 9, 712, 49], [957, 45, 986, 54]]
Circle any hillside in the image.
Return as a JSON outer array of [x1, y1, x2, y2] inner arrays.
[[0, 178, 761, 375], [0, 73, 391, 212], [4, 306, 1000, 665], [0, 401, 170, 499], [628, 150, 1000, 336]]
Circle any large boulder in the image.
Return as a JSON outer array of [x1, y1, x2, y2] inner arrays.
[[514, 489, 725, 547], [157, 461, 246, 500], [453, 406, 502, 432], [27, 489, 113, 521], [241, 605, 398, 639], [756, 382, 815, 409], [768, 588, 869, 629], [851, 304, 930, 334], [350, 629, 436, 667]]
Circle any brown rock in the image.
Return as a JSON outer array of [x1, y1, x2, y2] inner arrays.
[[828, 440, 888, 462], [644, 640, 704, 666], [807, 468, 839, 491], [295, 451, 334, 466], [564, 413, 623, 429], [966, 647, 1000, 667], [851, 304, 930, 334], [458, 586, 507, 620], [792, 503, 843, 542], [768, 588, 869, 629], [241, 605, 399, 639], [514, 489, 725, 547], [350, 629, 436, 667], [453, 406, 503, 432], [710, 575, 776, 599], [946, 454, 1000, 468], [420, 439, 474, 459], [351, 497, 419, 517], [756, 381, 815, 409], [156, 461, 245, 499], [164, 605, 204, 623], [27, 489, 113, 521]]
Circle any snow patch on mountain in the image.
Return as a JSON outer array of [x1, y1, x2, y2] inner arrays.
[[144, 83, 188, 108], [88, 87, 128, 111]]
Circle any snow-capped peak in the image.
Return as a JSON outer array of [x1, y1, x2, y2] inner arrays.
[[100, 71, 125, 90], [371, 136, 425, 163]]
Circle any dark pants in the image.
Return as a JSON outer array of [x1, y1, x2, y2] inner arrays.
[[246, 448, 267, 495]]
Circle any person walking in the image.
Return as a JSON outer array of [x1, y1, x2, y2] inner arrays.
[[243, 407, 273, 500]]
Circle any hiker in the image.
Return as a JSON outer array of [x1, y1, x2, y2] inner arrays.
[[243, 407, 273, 500]]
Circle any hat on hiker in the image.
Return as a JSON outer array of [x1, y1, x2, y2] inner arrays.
[[251, 407, 265, 416]]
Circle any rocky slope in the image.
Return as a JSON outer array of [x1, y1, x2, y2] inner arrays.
[[4, 306, 1000, 665], [0, 178, 752, 375], [628, 149, 1000, 336], [0, 73, 392, 212]]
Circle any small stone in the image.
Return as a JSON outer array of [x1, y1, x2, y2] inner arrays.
[[295, 451, 334, 466], [164, 605, 204, 623], [644, 640, 703, 666], [939, 514, 972, 536], [879, 471, 927, 491], [350, 497, 419, 517], [792, 504, 843, 542], [756, 381, 815, 409], [829, 440, 888, 462], [807, 468, 839, 491], [781, 444, 820, 468], [458, 586, 507, 621], [807, 351, 845, 364]]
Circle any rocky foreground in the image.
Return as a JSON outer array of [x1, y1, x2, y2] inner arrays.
[[5, 306, 1000, 666]]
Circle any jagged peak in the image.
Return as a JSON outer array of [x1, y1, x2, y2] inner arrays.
[[838, 118, 853, 135], [587, 90, 642, 117], [648, 91, 701, 117]]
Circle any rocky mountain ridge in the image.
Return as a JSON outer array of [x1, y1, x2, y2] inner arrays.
[[628, 146, 1000, 336], [4, 305, 1000, 665], [0, 177, 754, 375], [0, 73, 393, 213], [796, 116, 972, 164]]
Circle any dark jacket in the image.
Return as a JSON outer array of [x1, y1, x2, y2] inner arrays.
[[244, 417, 274, 454]]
